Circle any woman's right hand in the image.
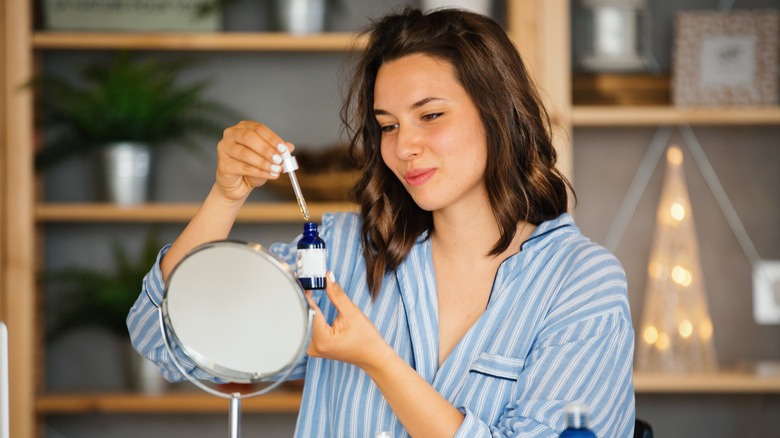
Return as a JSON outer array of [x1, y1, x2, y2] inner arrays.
[[215, 120, 295, 203]]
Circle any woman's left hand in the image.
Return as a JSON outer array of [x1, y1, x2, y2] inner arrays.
[[305, 272, 392, 372]]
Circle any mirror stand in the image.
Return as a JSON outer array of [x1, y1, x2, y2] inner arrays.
[[229, 397, 241, 438], [157, 308, 301, 438]]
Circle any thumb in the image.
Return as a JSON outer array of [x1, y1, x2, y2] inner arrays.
[[305, 290, 331, 332], [322, 272, 354, 316]]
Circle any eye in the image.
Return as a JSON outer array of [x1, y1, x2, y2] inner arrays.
[[380, 123, 399, 133], [422, 112, 443, 122]]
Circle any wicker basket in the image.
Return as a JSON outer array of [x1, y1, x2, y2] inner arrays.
[[265, 170, 360, 202]]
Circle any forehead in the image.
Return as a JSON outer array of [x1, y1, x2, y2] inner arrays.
[[374, 54, 462, 102]]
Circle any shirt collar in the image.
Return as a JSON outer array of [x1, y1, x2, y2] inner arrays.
[[412, 213, 574, 251], [520, 212, 575, 252]]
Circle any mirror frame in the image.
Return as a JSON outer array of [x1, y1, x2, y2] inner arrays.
[[158, 240, 314, 399]]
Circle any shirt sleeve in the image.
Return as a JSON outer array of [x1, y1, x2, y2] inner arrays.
[[126, 244, 223, 382], [127, 223, 327, 383], [454, 250, 636, 437]]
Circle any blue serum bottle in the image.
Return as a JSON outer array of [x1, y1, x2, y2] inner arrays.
[[559, 404, 597, 438], [297, 222, 327, 290]]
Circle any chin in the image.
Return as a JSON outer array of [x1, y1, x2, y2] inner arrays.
[[407, 192, 445, 212]]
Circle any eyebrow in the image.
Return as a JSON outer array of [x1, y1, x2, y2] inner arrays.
[[374, 96, 447, 116]]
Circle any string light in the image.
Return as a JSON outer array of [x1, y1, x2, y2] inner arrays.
[[699, 319, 714, 340], [678, 319, 693, 338], [670, 201, 686, 221], [667, 146, 683, 165], [656, 333, 670, 351], [648, 262, 666, 280], [636, 145, 717, 372], [671, 265, 693, 286], [643, 326, 659, 344]]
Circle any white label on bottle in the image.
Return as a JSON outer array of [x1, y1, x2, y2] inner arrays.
[[297, 248, 327, 278]]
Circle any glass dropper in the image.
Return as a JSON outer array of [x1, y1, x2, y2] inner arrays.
[[279, 144, 310, 220]]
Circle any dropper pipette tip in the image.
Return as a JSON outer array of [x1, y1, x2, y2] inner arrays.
[[279, 145, 309, 220]]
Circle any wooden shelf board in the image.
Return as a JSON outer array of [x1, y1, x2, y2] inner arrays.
[[36, 370, 780, 415], [572, 105, 780, 126], [35, 202, 357, 223], [36, 391, 301, 414], [33, 31, 366, 51], [633, 370, 780, 394]]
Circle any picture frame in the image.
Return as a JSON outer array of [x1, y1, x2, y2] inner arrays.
[[672, 10, 778, 107]]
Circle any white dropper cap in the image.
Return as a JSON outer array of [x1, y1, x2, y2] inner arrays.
[[564, 403, 590, 429], [279, 144, 299, 173]]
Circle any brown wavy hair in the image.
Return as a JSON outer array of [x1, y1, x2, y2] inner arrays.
[[341, 7, 573, 299]]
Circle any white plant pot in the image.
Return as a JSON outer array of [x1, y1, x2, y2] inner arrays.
[[278, 0, 327, 34], [99, 142, 152, 206], [126, 343, 167, 394], [421, 0, 493, 16]]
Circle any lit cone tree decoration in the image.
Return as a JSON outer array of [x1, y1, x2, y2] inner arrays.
[[636, 146, 717, 373]]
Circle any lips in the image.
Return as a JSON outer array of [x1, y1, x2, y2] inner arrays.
[[403, 168, 437, 187]]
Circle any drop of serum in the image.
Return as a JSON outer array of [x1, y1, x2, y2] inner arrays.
[[297, 222, 326, 289]]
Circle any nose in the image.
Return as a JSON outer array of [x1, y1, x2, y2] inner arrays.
[[394, 125, 423, 160]]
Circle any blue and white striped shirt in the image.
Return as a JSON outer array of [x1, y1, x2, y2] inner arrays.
[[127, 212, 635, 437]]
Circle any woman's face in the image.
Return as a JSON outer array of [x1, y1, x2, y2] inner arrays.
[[374, 54, 488, 215]]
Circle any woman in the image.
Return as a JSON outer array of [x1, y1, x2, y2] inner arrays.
[[128, 7, 635, 437]]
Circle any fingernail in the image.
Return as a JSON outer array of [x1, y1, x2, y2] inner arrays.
[[277, 143, 287, 153], [270, 172, 279, 178], [272, 154, 282, 164], [328, 272, 336, 283], [270, 164, 281, 173]]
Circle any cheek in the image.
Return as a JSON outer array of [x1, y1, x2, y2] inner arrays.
[[437, 125, 488, 169], [380, 142, 393, 168], [433, 116, 484, 154], [380, 142, 402, 179]]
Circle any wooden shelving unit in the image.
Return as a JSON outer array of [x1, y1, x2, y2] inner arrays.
[[37, 390, 303, 414], [573, 105, 780, 126], [2, 1, 778, 436], [36, 202, 357, 223], [633, 370, 780, 394], [33, 31, 367, 51], [32, 369, 780, 416]]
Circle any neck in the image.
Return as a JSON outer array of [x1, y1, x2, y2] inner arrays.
[[430, 200, 530, 264]]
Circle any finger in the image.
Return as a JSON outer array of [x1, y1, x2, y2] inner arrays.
[[231, 121, 286, 149], [322, 272, 354, 315], [219, 124, 287, 178], [226, 122, 287, 160], [238, 125, 296, 163], [247, 122, 287, 152], [221, 142, 283, 178], [305, 290, 328, 327], [305, 291, 332, 357], [277, 141, 295, 155]]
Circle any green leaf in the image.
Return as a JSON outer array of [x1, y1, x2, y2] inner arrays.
[[45, 229, 163, 341], [31, 52, 242, 171]]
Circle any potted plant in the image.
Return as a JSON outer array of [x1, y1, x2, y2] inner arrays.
[[44, 230, 165, 391], [33, 52, 240, 205], [420, 0, 494, 16], [198, 0, 342, 34]]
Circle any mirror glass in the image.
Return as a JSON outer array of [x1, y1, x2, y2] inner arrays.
[[162, 241, 309, 383]]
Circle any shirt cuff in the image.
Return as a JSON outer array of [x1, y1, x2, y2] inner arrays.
[[453, 406, 491, 438], [143, 244, 172, 307]]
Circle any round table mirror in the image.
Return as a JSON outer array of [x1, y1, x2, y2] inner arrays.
[[158, 240, 313, 437]]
